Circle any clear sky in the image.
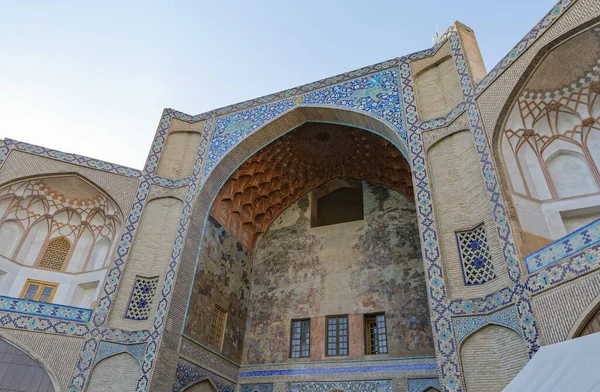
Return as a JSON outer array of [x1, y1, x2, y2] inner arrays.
[[0, 0, 558, 169]]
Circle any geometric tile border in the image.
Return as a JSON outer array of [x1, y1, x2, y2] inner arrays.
[[173, 360, 235, 392], [240, 384, 274, 392], [0, 311, 89, 337], [527, 241, 600, 294], [238, 361, 437, 378], [93, 341, 147, 366], [408, 378, 442, 392], [526, 218, 600, 273], [287, 380, 392, 392], [180, 340, 239, 380], [0, 296, 92, 322], [452, 305, 521, 345], [202, 67, 407, 181]]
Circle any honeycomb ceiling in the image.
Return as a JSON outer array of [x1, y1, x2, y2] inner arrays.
[[210, 122, 413, 251]]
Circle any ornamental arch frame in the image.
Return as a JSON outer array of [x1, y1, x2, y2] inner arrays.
[[490, 17, 600, 255]]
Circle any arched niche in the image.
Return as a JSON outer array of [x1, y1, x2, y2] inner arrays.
[[167, 106, 419, 389], [87, 352, 141, 392], [0, 174, 123, 272], [493, 23, 600, 254], [0, 220, 23, 259], [460, 324, 529, 392], [0, 336, 58, 392], [183, 379, 218, 392]]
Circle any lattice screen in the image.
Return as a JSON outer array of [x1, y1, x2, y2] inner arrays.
[[38, 237, 71, 271], [125, 277, 159, 320], [456, 224, 496, 285]]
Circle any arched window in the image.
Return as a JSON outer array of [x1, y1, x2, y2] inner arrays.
[[38, 236, 71, 271]]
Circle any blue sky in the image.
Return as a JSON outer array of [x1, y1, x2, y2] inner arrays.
[[0, 0, 558, 169]]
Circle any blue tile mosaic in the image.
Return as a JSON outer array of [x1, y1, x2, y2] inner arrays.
[[241, 384, 273, 392], [94, 341, 147, 365], [173, 361, 235, 392], [288, 380, 392, 392], [0, 312, 89, 337], [408, 378, 441, 392], [238, 362, 436, 378], [0, 296, 92, 322], [526, 218, 600, 273], [452, 306, 520, 345]]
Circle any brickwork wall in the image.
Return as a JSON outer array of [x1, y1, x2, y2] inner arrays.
[[414, 53, 463, 120], [428, 130, 509, 298], [460, 325, 529, 392], [0, 329, 83, 390], [157, 131, 203, 180], [109, 197, 184, 331], [87, 353, 141, 392], [532, 269, 600, 344]]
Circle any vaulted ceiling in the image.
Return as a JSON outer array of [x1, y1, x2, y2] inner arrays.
[[210, 122, 413, 251]]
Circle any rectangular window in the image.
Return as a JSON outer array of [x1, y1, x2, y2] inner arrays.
[[209, 305, 227, 349], [326, 315, 348, 356], [365, 313, 388, 355], [290, 319, 311, 358], [19, 279, 58, 303]]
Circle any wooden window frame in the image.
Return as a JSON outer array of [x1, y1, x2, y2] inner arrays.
[[364, 313, 388, 355], [289, 319, 311, 358], [209, 305, 227, 350], [326, 315, 349, 357], [19, 279, 58, 303]]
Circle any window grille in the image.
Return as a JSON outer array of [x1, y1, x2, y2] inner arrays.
[[125, 277, 159, 320], [326, 316, 349, 356], [365, 314, 388, 354], [290, 319, 311, 358], [209, 305, 227, 349], [39, 236, 71, 271], [456, 224, 496, 285]]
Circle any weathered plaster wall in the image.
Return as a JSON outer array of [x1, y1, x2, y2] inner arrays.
[[185, 216, 252, 363], [243, 181, 433, 364]]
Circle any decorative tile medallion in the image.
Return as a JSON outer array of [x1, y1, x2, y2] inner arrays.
[[0, 296, 92, 322], [287, 380, 392, 392], [408, 378, 442, 392]]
